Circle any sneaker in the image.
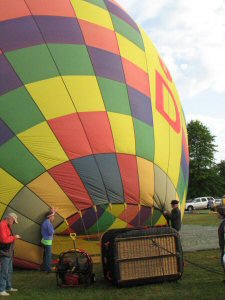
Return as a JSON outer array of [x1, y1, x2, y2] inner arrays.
[[7, 288, 18, 292], [0, 291, 10, 296]]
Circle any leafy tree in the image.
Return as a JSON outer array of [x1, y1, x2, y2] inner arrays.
[[187, 120, 217, 198]]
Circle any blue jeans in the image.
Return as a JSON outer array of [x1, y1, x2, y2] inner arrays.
[[0, 256, 13, 292], [43, 245, 52, 272]]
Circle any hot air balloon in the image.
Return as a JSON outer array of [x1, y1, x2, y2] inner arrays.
[[0, 0, 189, 268]]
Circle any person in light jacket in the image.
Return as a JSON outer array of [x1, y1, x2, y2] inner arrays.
[[41, 210, 56, 273]]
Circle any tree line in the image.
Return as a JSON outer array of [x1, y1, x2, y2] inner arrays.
[[187, 120, 225, 199]]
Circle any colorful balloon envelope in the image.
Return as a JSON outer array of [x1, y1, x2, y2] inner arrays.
[[0, 0, 189, 268]]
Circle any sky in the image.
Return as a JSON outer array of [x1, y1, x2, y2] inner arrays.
[[119, 0, 225, 162]]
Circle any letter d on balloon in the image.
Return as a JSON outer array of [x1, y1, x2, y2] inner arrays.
[[155, 71, 181, 134]]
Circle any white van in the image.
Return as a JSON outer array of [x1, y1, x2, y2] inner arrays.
[[185, 197, 215, 211]]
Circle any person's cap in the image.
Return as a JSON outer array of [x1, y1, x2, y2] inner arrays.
[[7, 212, 18, 223], [171, 200, 179, 205]]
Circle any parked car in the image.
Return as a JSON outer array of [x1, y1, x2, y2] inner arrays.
[[185, 197, 215, 211]]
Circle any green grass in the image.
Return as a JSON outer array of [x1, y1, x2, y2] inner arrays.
[[9, 211, 224, 299], [182, 210, 220, 226], [12, 250, 224, 300]]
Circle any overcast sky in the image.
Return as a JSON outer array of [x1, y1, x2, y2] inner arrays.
[[119, 0, 225, 162]]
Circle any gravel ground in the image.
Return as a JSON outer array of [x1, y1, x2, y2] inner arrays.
[[180, 224, 219, 252]]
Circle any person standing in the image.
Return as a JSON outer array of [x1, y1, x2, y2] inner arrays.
[[41, 210, 55, 273], [217, 206, 225, 274], [163, 200, 181, 232], [0, 213, 21, 296]]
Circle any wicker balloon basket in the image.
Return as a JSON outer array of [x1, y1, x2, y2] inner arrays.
[[101, 227, 183, 286]]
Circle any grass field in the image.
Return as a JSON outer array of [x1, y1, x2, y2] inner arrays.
[[9, 211, 225, 299], [12, 250, 224, 300], [182, 210, 220, 226]]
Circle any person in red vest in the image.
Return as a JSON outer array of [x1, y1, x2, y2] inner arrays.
[[0, 213, 21, 297]]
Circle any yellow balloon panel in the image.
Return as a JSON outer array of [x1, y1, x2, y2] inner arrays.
[[17, 122, 68, 169], [27, 172, 77, 218], [106, 204, 125, 217], [108, 218, 127, 230], [140, 28, 183, 188], [14, 239, 43, 265], [0, 169, 23, 205], [0, 203, 7, 219], [116, 33, 148, 71], [137, 157, 154, 207], [63, 76, 105, 112], [108, 112, 135, 155], [71, 0, 114, 30], [140, 29, 170, 174], [26, 77, 75, 120]]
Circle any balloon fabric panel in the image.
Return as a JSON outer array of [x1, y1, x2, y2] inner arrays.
[[94, 153, 124, 204], [48, 113, 93, 159], [88, 46, 125, 82], [0, 203, 7, 220], [78, 111, 116, 154], [129, 88, 153, 125], [108, 112, 135, 155], [85, 0, 107, 10], [0, 137, 45, 184], [62, 76, 105, 112], [0, 17, 43, 52], [72, 155, 110, 206], [14, 239, 43, 266], [0, 87, 45, 133], [122, 58, 150, 96], [105, 0, 139, 32], [5, 46, 59, 84], [0, 118, 14, 145], [49, 161, 93, 210], [86, 207, 116, 234], [111, 14, 145, 50], [48, 44, 94, 76], [9, 187, 63, 225], [134, 119, 154, 161], [26, 77, 75, 120], [98, 78, 131, 115], [0, 0, 189, 268], [17, 121, 68, 169], [0, 55, 22, 95], [27, 172, 78, 218], [137, 157, 154, 207], [0, 169, 23, 206], [116, 154, 140, 205], [79, 19, 119, 55], [0, 0, 30, 22], [71, 0, 114, 30]]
